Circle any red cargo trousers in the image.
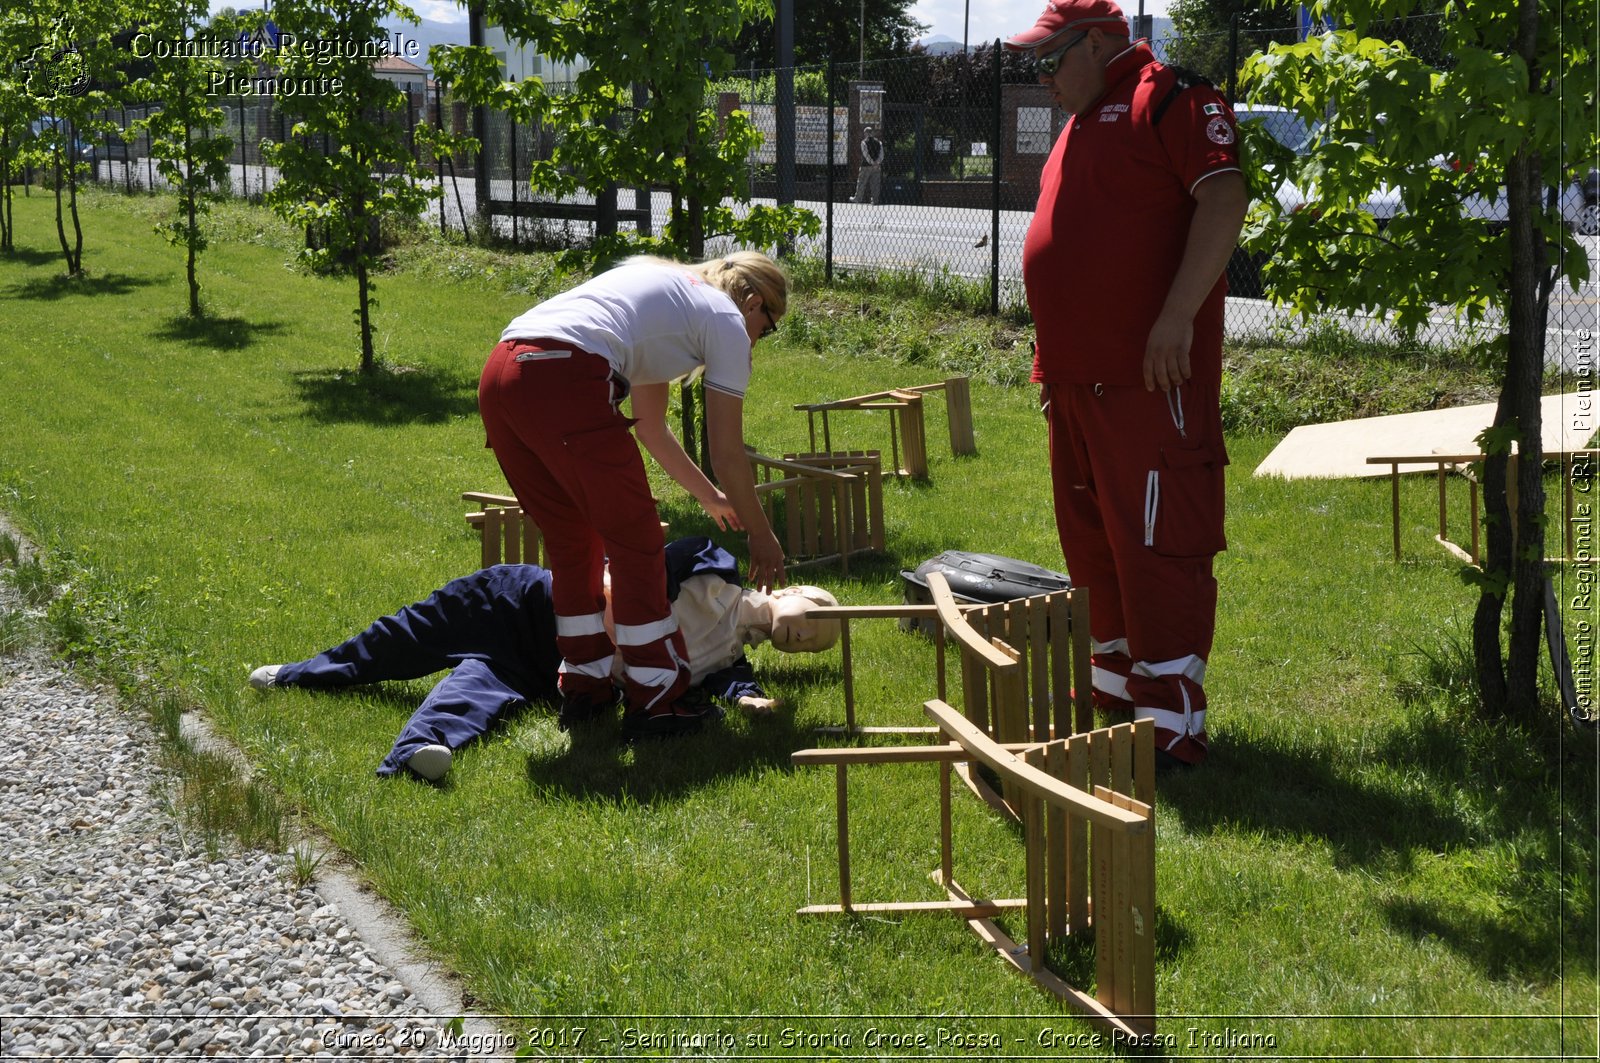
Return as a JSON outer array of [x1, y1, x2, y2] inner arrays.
[[1045, 379, 1228, 765], [479, 339, 691, 717]]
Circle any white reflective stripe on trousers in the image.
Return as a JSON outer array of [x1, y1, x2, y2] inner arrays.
[[555, 611, 607, 638], [613, 615, 680, 647]]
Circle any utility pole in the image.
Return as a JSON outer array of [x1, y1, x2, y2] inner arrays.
[[859, 0, 865, 77]]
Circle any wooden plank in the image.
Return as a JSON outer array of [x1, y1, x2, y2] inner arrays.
[[865, 453, 886, 550], [798, 898, 1026, 917], [928, 571, 1014, 670], [962, 645, 989, 734], [1090, 727, 1111, 804], [810, 725, 946, 738], [1099, 783, 1134, 1018], [994, 638, 1026, 753], [1029, 596, 1050, 742], [1049, 592, 1072, 739], [791, 741, 1059, 766], [938, 876, 1151, 1043], [503, 510, 522, 564], [924, 701, 1147, 832], [895, 391, 929, 479], [1390, 463, 1401, 560], [1023, 760, 1047, 970], [1092, 815, 1113, 996], [479, 508, 500, 568], [1437, 462, 1449, 543], [1066, 734, 1089, 933], [1133, 717, 1155, 809], [839, 619, 855, 731], [939, 760, 954, 887], [835, 764, 851, 908], [1046, 740, 1068, 942], [800, 478, 820, 557], [1071, 589, 1094, 735], [462, 490, 518, 506], [1113, 790, 1157, 1032], [1111, 722, 1132, 799], [944, 375, 976, 455]]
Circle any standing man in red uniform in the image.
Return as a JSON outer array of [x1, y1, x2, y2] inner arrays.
[[1006, 0, 1248, 767]]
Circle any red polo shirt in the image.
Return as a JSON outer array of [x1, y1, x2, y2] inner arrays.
[[1022, 42, 1241, 386]]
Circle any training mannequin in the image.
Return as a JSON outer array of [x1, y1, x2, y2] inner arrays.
[[248, 538, 839, 780]]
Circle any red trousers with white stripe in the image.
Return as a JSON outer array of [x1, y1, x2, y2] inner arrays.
[[1044, 380, 1227, 764], [478, 340, 691, 716]]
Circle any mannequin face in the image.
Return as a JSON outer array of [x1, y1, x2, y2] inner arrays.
[[766, 587, 840, 653]]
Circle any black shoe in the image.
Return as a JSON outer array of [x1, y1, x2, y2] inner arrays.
[[557, 688, 620, 731], [621, 693, 723, 743]]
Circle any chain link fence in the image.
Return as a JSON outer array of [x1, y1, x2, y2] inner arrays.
[[62, 14, 1598, 353]]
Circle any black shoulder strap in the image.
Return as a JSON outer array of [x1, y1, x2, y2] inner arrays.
[[1150, 64, 1215, 127]]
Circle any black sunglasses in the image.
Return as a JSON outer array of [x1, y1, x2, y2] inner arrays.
[[1036, 33, 1088, 77], [759, 306, 778, 339]]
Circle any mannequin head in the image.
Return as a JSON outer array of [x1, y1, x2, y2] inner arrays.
[[764, 585, 841, 653]]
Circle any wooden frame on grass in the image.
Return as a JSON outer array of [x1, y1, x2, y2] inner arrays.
[[462, 491, 544, 568], [748, 449, 884, 574], [794, 376, 976, 480], [791, 574, 1157, 1041], [1368, 449, 1597, 566], [462, 491, 669, 569], [807, 571, 1093, 768]]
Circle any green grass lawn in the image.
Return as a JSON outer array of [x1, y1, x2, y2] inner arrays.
[[2, 187, 1596, 1058]]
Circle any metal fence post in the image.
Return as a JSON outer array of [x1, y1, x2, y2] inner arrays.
[[238, 97, 248, 200], [509, 94, 519, 246], [826, 56, 835, 283], [990, 39, 1002, 315], [434, 84, 446, 235]]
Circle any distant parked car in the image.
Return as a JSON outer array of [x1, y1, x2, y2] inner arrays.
[[79, 135, 131, 165], [29, 118, 131, 167]]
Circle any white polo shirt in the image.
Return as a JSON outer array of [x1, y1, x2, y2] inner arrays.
[[500, 262, 754, 398]]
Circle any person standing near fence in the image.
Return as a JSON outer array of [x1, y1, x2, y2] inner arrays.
[[855, 126, 884, 204], [478, 253, 789, 741], [1007, 0, 1248, 768]]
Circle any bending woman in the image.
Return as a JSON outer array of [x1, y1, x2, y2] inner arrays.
[[479, 252, 788, 740]]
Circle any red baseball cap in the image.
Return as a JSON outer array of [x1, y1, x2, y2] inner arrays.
[[1003, 0, 1130, 51]]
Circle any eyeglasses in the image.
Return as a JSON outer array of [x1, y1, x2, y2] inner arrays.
[[1035, 33, 1088, 77], [759, 307, 779, 339]]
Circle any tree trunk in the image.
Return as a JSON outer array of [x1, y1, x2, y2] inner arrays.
[[356, 254, 374, 373], [52, 141, 72, 274], [1502, 146, 1549, 721], [66, 140, 83, 275], [2, 128, 12, 254], [1474, 0, 1549, 721], [184, 119, 201, 318]]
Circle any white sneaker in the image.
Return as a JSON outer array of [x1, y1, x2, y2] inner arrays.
[[407, 744, 452, 781], [249, 665, 284, 689]]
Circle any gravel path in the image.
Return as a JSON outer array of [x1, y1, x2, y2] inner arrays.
[[0, 534, 485, 1060]]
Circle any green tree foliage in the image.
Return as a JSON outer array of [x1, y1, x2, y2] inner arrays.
[[11, 0, 131, 276], [257, 0, 437, 373], [729, 0, 926, 69], [0, 14, 43, 255], [135, 0, 234, 317], [1242, 0, 1598, 720], [431, 0, 819, 263]]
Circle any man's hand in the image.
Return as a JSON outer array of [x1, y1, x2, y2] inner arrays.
[[737, 695, 781, 715], [1143, 312, 1194, 391]]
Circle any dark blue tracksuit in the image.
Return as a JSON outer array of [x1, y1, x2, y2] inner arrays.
[[275, 538, 761, 775]]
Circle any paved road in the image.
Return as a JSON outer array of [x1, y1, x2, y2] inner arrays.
[[93, 158, 1600, 365]]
